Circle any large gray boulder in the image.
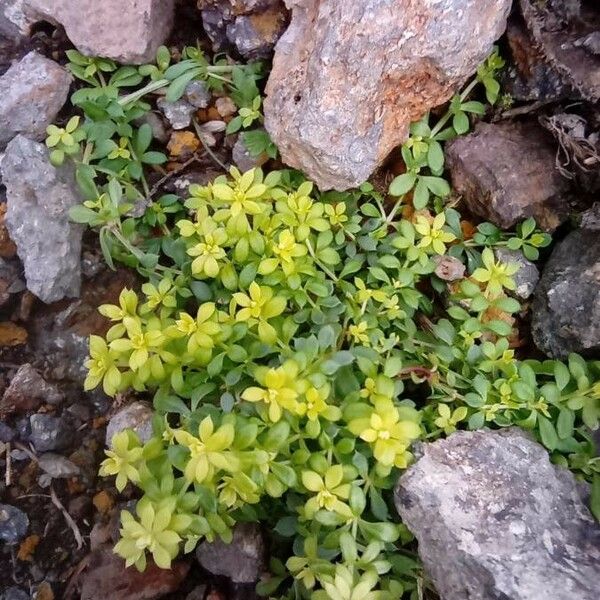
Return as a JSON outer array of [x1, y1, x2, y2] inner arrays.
[[0, 135, 83, 303], [395, 428, 600, 600], [264, 0, 511, 190], [0, 51, 72, 149], [531, 225, 600, 358], [23, 0, 175, 64]]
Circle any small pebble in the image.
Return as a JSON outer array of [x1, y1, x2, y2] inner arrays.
[[184, 80, 212, 109], [0, 503, 29, 544]]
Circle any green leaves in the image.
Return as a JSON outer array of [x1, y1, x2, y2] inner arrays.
[[57, 41, 600, 599]]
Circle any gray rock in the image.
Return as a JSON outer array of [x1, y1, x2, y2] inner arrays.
[[0, 51, 71, 149], [520, 0, 600, 102], [1, 363, 63, 415], [0, 422, 15, 442], [232, 133, 268, 172], [532, 228, 600, 358], [184, 81, 212, 109], [581, 203, 600, 231], [157, 97, 196, 130], [0, 0, 30, 39], [226, 6, 288, 59], [433, 255, 466, 282], [200, 0, 287, 59], [106, 401, 154, 446], [495, 248, 539, 300], [29, 413, 73, 452], [446, 121, 571, 231], [216, 96, 237, 118], [0, 257, 22, 308], [196, 522, 265, 583], [502, 18, 572, 103], [264, 0, 511, 190], [24, 0, 175, 64], [38, 452, 80, 478], [2, 587, 30, 600], [395, 428, 600, 600], [0, 503, 29, 544], [0, 135, 83, 303]]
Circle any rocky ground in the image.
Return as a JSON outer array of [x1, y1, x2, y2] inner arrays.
[[0, 1, 599, 600]]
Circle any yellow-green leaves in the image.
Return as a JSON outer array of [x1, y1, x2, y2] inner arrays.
[[302, 465, 352, 519], [114, 498, 188, 571], [242, 361, 300, 422], [472, 248, 519, 298], [232, 282, 286, 343], [174, 416, 237, 483], [414, 213, 456, 255], [99, 430, 143, 491], [434, 404, 468, 434], [174, 303, 222, 354], [348, 400, 421, 469], [84, 335, 123, 395], [186, 222, 228, 278]]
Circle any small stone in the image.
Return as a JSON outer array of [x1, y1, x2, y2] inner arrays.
[[29, 414, 73, 452], [106, 401, 154, 446], [581, 202, 600, 231], [226, 6, 288, 59], [79, 547, 189, 600], [24, 0, 175, 64], [0, 421, 15, 442], [395, 428, 600, 600], [494, 248, 539, 300], [232, 134, 268, 172], [0, 203, 18, 259], [17, 533, 40, 561], [0, 259, 20, 309], [167, 131, 201, 159], [1, 364, 63, 415], [89, 522, 111, 551], [0, 135, 83, 303], [157, 97, 196, 130], [200, 0, 287, 59], [446, 121, 571, 231], [93, 490, 114, 515], [0, 503, 29, 544], [196, 522, 265, 583], [575, 32, 600, 56], [38, 453, 80, 478], [33, 582, 53, 600], [433, 255, 466, 282], [184, 81, 212, 109], [0, 51, 72, 149], [532, 228, 600, 358], [216, 96, 237, 118], [264, 0, 511, 190], [3, 587, 30, 600], [0, 321, 27, 346]]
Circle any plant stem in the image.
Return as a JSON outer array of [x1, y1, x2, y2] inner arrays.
[[305, 239, 339, 283], [118, 79, 170, 106]]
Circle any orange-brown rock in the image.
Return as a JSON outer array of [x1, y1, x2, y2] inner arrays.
[[264, 0, 511, 190]]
